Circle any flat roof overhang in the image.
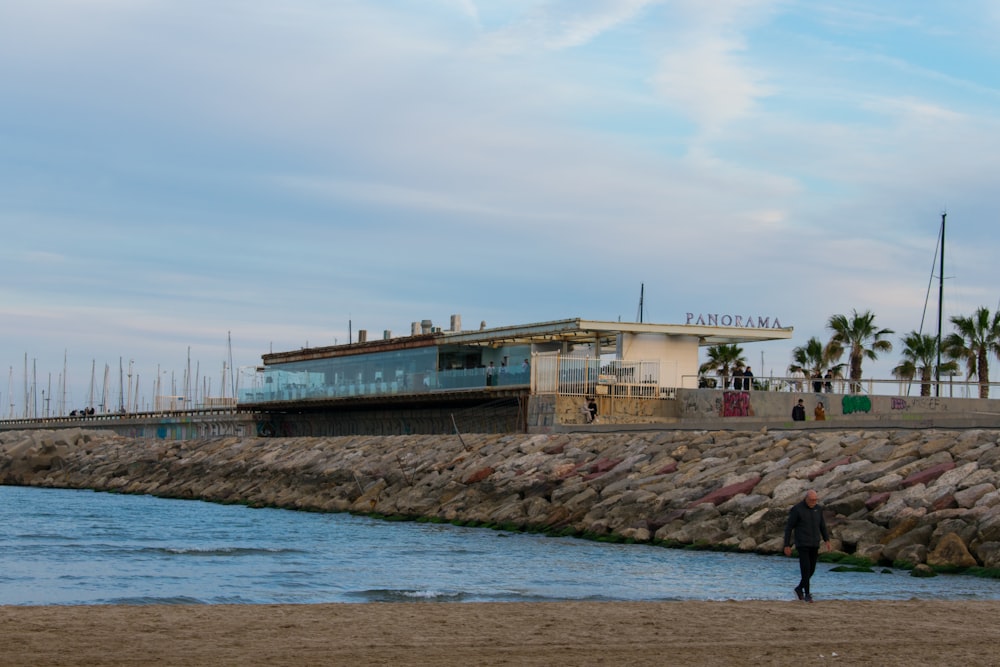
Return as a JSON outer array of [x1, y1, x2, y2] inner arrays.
[[262, 317, 793, 365], [438, 318, 793, 348]]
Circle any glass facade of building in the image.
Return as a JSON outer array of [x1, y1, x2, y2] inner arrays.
[[241, 343, 532, 403]]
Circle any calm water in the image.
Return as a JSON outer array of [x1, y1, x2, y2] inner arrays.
[[2, 486, 1000, 606]]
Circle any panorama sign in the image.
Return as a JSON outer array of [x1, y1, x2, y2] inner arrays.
[[685, 313, 785, 328]]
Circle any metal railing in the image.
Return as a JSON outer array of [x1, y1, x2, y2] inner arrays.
[[533, 355, 666, 398], [687, 374, 999, 399], [0, 405, 242, 429]]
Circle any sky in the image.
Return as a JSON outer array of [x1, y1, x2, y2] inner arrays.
[[2, 0, 1000, 415]]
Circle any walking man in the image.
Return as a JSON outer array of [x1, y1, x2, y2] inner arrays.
[[783, 489, 831, 602]]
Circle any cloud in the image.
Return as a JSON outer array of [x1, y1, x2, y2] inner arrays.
[[476, 0, 658, 54], [653, 35, 772, 135]]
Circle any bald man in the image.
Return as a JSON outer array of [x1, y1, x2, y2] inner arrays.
[[783, 489, 831, 602]]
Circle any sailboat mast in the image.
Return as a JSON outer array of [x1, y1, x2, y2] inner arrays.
[[936, 212, 946, 397], [60, 350, 66, 415], [89, 359, 96, 411], [102, 363, 110, 413], [228, 331, 236, 400]]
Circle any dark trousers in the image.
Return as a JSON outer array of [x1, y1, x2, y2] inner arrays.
[[797, 546, 820, 593]]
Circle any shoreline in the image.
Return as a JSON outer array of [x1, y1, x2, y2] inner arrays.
[[3, 600, 999, 666], [6, 427, 1000, 574]]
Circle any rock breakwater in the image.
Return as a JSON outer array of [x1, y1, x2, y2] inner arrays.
[[3, 427, 1000, 571]]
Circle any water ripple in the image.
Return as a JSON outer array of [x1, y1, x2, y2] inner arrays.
[[3, 486, 1000, 606]]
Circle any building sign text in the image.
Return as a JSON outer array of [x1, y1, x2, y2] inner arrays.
[[686, 313, 785, 328]]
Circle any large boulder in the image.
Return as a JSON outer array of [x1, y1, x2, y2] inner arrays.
[[955, 483, 996, 508], [740, 507, 789, 544], [974, 542, 1000, 569], [896, 544, 928, 567], [686, 475, 761, 508], [881, 525, 934, 562], [901, 461, 956, 488], [835, 520, 887, 550], [926, 532, 978, 568]]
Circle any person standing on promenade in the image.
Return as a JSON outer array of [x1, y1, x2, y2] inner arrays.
[[783, 489, 831, 602], [791, 399, 806, 421], [814, 401, 826, 421]]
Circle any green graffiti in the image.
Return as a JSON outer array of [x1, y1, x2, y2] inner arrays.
[[842, 394, 872, 415]]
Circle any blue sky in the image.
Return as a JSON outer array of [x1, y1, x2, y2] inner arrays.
[[2, 0, 999, 413]]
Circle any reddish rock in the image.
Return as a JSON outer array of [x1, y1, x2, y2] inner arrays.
[[687, 476, 761, 508], [807, 456, 852, 481], [589, 458, 624, 474], [865, 492, 891, 510], [655, 462, 678, 475], [581, 458, 625, 481], [463, 466, 494, 484], [902, 462, 956, 488], [648, 509, 686, 530], [932, 494, 958, 511], [552, 463, 578, 479], [542, 442, 566, 455]]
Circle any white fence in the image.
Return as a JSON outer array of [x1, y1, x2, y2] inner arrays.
[[533, 355, 668, 399]]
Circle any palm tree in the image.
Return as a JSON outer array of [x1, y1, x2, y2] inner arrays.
[[943, 307, 1000, 399], [699, 344, 745, 389], [788, 336, 844, 389], [826, 309, 894, 393], [893, 331, 958, 397]]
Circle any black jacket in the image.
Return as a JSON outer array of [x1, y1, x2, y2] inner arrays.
[[783, 500, 829, 548], [791, 404, 806, 421]]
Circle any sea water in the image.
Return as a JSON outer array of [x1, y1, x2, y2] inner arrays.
[[2, 486, 1000, 606]]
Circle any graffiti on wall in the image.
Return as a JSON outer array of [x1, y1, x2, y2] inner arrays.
[[842, 395, 872, 415], [686, 393, 720, 418], [889, 396, 947, 412], [721, 391, 752, 417]]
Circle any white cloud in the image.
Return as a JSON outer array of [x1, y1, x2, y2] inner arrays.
[[475, 0, 658, 54]]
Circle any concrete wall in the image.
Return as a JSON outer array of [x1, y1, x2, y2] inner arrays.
[[529, 388, 1000, 432], [616, 333, 699, 388], [667, 388, 1000, 430], [526, 394, 680, 431], [263, 405, 524, 437]]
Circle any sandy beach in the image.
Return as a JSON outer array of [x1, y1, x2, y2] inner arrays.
[[2, 600, 999, 666]]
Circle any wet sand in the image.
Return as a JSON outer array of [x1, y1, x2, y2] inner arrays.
[[2, 600, 999, 666]]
